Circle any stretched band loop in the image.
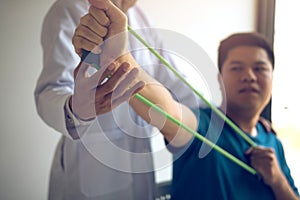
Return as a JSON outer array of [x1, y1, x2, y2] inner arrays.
[[134, 93, 257, 175], [81, 26, 257, 175], [128, 25, 257, 148]]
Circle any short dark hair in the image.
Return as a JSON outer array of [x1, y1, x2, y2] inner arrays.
[[218, 32, 275, 72]]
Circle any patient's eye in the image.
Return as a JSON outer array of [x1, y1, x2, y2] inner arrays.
[[231, 65, 243, 71]]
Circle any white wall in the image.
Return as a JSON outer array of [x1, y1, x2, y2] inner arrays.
[[138, 0, 256, 64], [0, 1, 59, 199], [0, 0, 256, 199]]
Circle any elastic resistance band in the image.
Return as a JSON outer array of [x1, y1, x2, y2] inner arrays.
[[127, 25, 257, 148], [80, 57, 257, 175], [134, 93, 257, 175], [80, 26, 257, 175]]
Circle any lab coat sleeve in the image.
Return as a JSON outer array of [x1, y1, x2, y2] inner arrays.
[[34, 0, 91, 139]]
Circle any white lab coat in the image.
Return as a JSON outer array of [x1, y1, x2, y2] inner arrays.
[[34, 0, 201, 199]]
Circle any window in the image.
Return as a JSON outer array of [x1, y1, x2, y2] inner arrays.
[[272, 0, 300, 187]]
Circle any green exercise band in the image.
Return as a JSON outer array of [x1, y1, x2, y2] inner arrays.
[[127, 25, 257, 148], [80, 25, 258, 175], [134, 93, 257, 175]]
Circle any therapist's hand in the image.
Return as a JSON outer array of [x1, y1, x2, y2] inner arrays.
[[70, 61, 144, 120], [71, 0, 139, 120], [72, 0, 128, 67]]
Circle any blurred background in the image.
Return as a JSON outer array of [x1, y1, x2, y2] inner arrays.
[[0, 0, 299, 199]]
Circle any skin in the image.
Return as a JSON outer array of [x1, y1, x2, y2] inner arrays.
[[219, 46, 273, 135], [71, 0, 196, 146], [70, 0, 139, 120], [71, 1, 298, 198], [219, 46, 298, 199]]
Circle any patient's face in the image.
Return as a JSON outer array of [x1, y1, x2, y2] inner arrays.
[[220, 45, 273, 114]]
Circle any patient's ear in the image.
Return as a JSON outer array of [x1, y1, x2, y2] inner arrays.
[[217, 73, 226, 99], [217, 73, 223, 90]]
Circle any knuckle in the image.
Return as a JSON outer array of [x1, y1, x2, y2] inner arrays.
[[121, 17, 127, 25], [88, 6, 97, 16], [71, 35, 77, 45], [81, 14, 93, 26], [72, 37, 81, 53], [80, 15, 88, 24], [77, 38, 84, 48], [96, 37, 104, 45], [99, 28, 108, 37], [80, 27, 90, 37]]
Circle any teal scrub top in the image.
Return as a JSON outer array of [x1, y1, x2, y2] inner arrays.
[[170, 108, 299, 200]]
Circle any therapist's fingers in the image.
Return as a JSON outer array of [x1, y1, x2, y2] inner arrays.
[[72, 27, 102, 55], [72, 15, 107, 55], [89, 6, 110, 27], [88, 62, 117, 88], [72, 7, 109, 56], [94, 66, 144, 115], [80, 13, 108, 37], [88, 0, 127, 37], [112, 67, 144, 101], [96, 62, 131, 95], [110, 80, 145, 110]]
